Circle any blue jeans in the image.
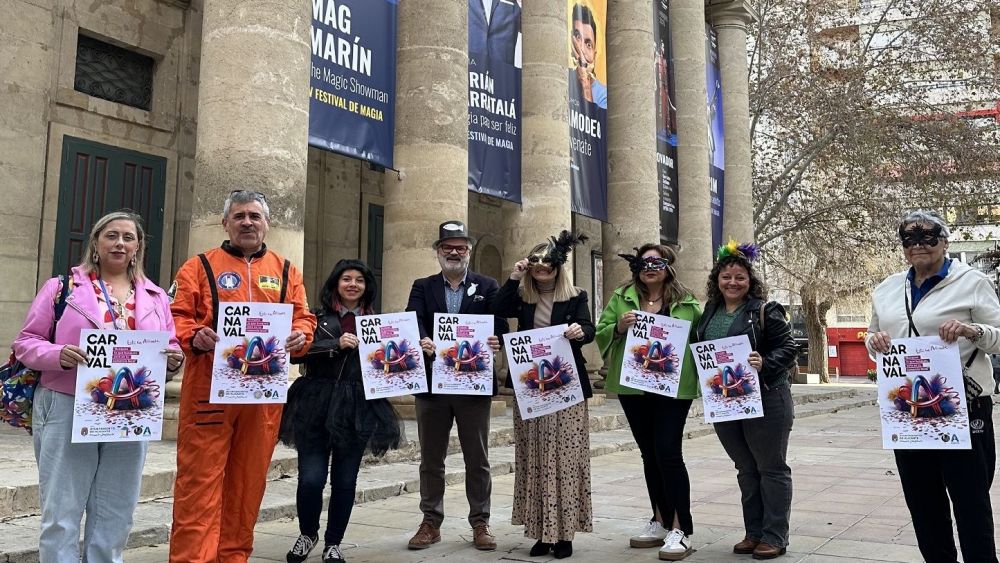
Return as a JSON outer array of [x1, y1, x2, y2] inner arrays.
[[296, 445, 366, 545], [713, 384, 794, 548], [33, 386, 148, 563]]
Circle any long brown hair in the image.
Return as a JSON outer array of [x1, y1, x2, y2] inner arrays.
[[620, 243, 691, 308]]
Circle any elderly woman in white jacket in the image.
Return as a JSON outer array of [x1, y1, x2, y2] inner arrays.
[[867, 209, 1000, 563]]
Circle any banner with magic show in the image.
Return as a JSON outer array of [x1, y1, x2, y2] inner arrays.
[[210, 302, 293, 404], [72, 330, 170, 443], [875, 336, 971, 450], [568, 0, 608, 221], [468, 0, 522, 202], [356, 311, 428, 399], [706, 24, 725, 249], [691, 335, 764, 424], [655, 0, 680, 244], [309, 0, 397, 168]]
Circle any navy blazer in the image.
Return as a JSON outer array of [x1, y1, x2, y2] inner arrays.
[[492, 278, 596, 398], [469, 0, 520, 66], [405, 270, 509, 395]]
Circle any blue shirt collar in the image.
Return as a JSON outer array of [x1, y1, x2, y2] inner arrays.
[[907, 258, 952, 285], [442, 272, 468, 289]]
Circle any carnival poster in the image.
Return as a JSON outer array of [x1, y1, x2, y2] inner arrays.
[[72, 330, 170, 443], [210, 302, 293, 404], [619, 311, 691, 397], [876, 336, 970, 450], [692, 335, 764, 423], [431, 313, 493, 395], [357, 311, 427, 399], [504, 324, 583, 420]]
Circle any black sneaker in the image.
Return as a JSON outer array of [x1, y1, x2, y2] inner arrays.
[[323, 544, 346, 563], [286, 534, 318, 563]]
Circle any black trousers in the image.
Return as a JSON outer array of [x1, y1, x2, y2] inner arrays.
[[619, 393, 694, 535], [894, 396, 997, 563]]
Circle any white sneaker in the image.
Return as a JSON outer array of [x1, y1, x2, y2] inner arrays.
[[630, 520, 669, 548], [658, 529, 693, 561]]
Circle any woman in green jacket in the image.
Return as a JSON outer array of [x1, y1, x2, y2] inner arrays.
[[596, 243, 702, 561]]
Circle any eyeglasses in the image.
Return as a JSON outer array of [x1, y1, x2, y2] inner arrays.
[[229, 189, 267, 202], [438, 244, 470, 255]]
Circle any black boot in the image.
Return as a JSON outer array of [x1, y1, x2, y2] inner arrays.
[[553, 540, 573, 559], [529, 540, 553, 556]]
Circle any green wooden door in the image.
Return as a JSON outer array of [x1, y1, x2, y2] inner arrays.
[[366, 203, 384, 312], [53, 136, 167, 281]]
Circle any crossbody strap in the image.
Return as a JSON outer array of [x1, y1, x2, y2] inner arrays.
[[279, 259, 290, 303], [197, 254, 220, 329]]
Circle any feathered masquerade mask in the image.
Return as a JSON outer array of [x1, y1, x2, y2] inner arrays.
[[715, 239, 761, 263], [528, 230, 588, 267], [618, 248, 671, 275]]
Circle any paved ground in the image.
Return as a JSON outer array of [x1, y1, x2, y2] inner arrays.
[[123, 399, 1000, 563]]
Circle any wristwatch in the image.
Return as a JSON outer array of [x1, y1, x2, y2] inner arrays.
[[970, 324, 985, 343]]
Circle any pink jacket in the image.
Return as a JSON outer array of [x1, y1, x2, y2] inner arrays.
[[13, 266, 181, 395]]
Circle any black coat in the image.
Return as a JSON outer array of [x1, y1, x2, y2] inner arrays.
[[405, 270, 509, 395], [492, 278, 596, 398], [694, 298, 798, 389], [290, 309, 361, 382]]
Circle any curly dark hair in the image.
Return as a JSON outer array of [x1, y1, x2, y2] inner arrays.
[[705, 254, 767, 304], [320, 259, 378, 314]]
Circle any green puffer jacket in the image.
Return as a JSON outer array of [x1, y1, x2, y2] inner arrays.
[[595, 284, 703, 399]]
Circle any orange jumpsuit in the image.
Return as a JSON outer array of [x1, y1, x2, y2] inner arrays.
[[168, 243, 315, 563]]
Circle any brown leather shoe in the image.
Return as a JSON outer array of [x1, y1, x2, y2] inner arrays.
[[407, 521, 441, 550], [752, 542, 787, 560], [733, 537, 760, 554], [472, 523, 497, 551]]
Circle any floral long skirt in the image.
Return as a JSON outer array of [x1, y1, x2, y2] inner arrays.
[[511, 400, 593, 542]]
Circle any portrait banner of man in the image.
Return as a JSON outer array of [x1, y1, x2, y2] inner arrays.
[[567, 1, 609, 222]]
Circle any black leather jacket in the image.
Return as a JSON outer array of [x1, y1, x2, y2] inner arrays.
[[694, 298, 798, 390], [289, 309, 361, 383]]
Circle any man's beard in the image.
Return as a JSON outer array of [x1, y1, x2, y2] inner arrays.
[[438, 254, 469, 276]]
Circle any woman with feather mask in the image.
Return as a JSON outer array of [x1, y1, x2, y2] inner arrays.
[[693, 240, 798, 560], [493, 231, 596, 559], [595, 243, 701, 560]]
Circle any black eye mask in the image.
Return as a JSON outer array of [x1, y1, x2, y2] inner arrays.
[[900, 225, 943, 248]]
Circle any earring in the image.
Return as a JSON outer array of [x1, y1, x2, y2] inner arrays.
[[130, 256, 137, 267], [91, 251, 100, 265]]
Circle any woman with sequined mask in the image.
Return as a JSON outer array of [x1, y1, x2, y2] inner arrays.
[[493, 231, 595, 559], [14, 210, 182, 561], [595, 243, 702, 561]]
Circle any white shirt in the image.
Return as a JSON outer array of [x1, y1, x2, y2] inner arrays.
[[482, 0, 494, 25]]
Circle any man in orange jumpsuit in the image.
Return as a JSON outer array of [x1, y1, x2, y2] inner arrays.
[[168, 190, 316, 562]]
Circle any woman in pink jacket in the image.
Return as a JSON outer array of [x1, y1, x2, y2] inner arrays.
[[14, 210, 183, 562]]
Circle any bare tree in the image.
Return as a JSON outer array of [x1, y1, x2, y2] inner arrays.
[[748, 0, 1000, 381]]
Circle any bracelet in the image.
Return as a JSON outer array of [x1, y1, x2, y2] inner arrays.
[[970, 324, 985, 343]]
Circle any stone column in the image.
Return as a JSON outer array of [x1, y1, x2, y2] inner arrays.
[[602, 0, 661, 298], [709, 0, 756, 243], [382, 0, 468, 312], [502, 1, 571, 278], [187, 0, 312, 266], [167, 0, 311, 406], [671, 0, 713, 298]]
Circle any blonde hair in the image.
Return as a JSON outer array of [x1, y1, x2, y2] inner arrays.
[[78, 210, 147, 281], [519, 265, 581, 304]]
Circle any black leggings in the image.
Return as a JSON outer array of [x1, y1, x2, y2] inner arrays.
[[619, 393, 694, 535]]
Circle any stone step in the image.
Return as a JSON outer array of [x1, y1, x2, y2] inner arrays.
[[0, 390, 877, 562], [0, 386, 873, 522]]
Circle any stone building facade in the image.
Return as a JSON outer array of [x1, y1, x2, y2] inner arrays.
[[3, 0, 756, 359]]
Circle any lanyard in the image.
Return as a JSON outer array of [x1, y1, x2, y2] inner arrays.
[[97, 278, 120, 329]]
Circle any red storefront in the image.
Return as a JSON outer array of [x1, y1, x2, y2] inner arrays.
[[826, 327, 875, 376]]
